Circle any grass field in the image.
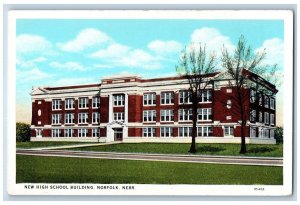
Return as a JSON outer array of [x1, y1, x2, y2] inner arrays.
[[16, 141, 95, 149], [67, 143, 283, 157], [16, 155, 283, 184]]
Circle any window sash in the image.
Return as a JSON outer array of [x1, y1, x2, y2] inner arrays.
[[78, 129, 87, 137], [78, 113, 88, 124], [143, 93, 156, 105], [143, 127, 156, 137], [197, 126, 213, 137], [114, 112, 124, 121], [143, 110, 156, 122], [160, 127, 173, 137], [52, 100, 62, 110], [113, 95, 125, 106], [179, 91, 192, 104], [179, 127, 192, 137], [197, 108, 212, 121], [65, 129, 74, 137], [224, 126, 234, 136], [65, 114, 74, 124], [179, 109, 192, 121], [92, 112, 100, 124], [92, 128, 99, 137], [65, 98, 75, 109], [92, 97, 100, 108], [160, 110, 174, 121], [52, 129, 61, 137], [79, 98, 88, 108], [161, 92, 174, 104], [52, 114, 62, 124]]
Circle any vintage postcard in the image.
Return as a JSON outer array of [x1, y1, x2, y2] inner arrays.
[[7, 10, 293, 196]]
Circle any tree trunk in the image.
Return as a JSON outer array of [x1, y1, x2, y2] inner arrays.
[[189, 102, 198, 153], [240, 120, 247, 154]]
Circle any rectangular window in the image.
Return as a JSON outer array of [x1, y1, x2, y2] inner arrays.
[[270, 114, 275, 125], [65, 98, 75, 109], [143, 93, 156, 106], [92, 128, 100, 137], [65, 113, 74, 124], [179, 90, 192, 104], [143, 127, 156, 137], [250, 89, 256, 103], [264, 96, 269, 108], [224, 126, 234, 136], [52, 99, 62, 110], [51, 129, 61, 137], [264, 112, 269, 124], [92, 97, 100, 108], [270, 129, 275, 138], [78, 129, 87, 137], [179, 109, 192, 121], [113, 112, 124, 121], [143, 110, 156, 122], [200, 90, 212, 102], [263, 129, 270, 138], [161, 92, 174, 105], [78, 97, 88, 109], [197, 126, 213, 137], [92, 112, 100, 124], [65, 129, 74, 137], [160, 109, 174, 121], [179, 127, 192, 137], [78, 113, 88, 124], [160, 127, 173, 137], [197, 108, 212, 121], [52, 114, 62, 124], [250, 127, 257, 138], [113, 94, 124, 106], [259, 111, 263, 123], [250, 110, 256, 122], [270, 98, 275, 109], [259, 94, 263, 106]]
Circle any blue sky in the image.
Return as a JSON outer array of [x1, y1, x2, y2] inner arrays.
[[16, 19, 284, 124]]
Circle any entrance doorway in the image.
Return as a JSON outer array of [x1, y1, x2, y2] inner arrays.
[[113, 128, 123, 141]]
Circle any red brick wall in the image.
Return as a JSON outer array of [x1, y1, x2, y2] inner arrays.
[[100, 96, 109, 123], [128, 94, 143, 122]]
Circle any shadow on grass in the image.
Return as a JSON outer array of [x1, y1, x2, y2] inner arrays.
[[247, 146, 275, 154], [197, 145, 225, 153]]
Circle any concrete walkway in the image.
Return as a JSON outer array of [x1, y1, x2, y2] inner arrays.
[[16, 149, 283, 167], [28, 141, 122, 150]]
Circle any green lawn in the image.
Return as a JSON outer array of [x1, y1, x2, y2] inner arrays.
[[16, 141, 96, 149], [16, 155, 283, 184], [67, 143, 283, 157]]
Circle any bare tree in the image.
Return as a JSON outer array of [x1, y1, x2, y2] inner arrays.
[[176, 43, 216, 153], [221, 35, 269, 154]]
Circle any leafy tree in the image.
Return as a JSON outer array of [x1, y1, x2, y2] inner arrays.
[[275, 127, 283, 144], [176, 43, 216, 153], [16, 122, 31, 142], [221, 35, 270, 154]]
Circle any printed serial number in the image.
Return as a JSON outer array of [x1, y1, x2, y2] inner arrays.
[[254, 187, 265, 191]]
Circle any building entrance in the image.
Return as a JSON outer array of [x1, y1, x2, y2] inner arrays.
[[113, 128, 123, 141]]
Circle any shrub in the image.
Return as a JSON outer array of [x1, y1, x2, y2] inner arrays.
[[274, 127, 283, 144], [16, 122, 31, 142]]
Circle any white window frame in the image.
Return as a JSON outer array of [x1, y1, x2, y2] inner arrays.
[[263, 129, 270, 138], [161, 92, 174, 105], [264, 96, 269, 108], [200, 90, 212, 103], [270, 129, 275, 139], [160, 127, 173, 137], [250, 127, 257, 138], [270, 98, 275, 110], [179, 127, 192, 137], [143, 93, 156, 106], [197, 108, 212, 121], [270, 113, 275, 125], [52, 114, 62, 125], [78, 113, 88, 124], [250, 89, 256, 103], [160, 109, 174, 122], [143, 127, 156, 137], [179, 109, 192, 121], [65, 98, 75, 110], [51, 129, 61, 137], [250, 110, 256, 122], [197, 126, 213, 137], [65, 113, 74, 124], [224, 126, 234, 136], [179, 90, 192, 104], [78, 129, 87, 137], [264, 112, 269, 124], [52, 99, 62, 110], [259, 111, 263, 123], [92, 112, 100, 124], [113, 94, 125, 106], [92, 128, 100, 137], [78, 97, 88, 109], [113, 112, 124, 121], [92, 97, 100, 108], [143, 110, 156, 122], [65, 129, 74, 137], [259, 94, 263, 106], [226, 99, 232, 109]]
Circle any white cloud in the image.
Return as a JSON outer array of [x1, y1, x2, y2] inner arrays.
[[114, 49, 162, 69], [55, 78, 96, 86], [191, 27, 235, 54], [49, 61, 85, 71], [93, 64, 114, 69], [255, 38, 284, 68], [17, 57, 47, 68], [16, 34, 52, 54], [17, 68, 51, 81], [57, 28, 112, 52], [90, 43, 130, 59], [148, 40, 183, 55]]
